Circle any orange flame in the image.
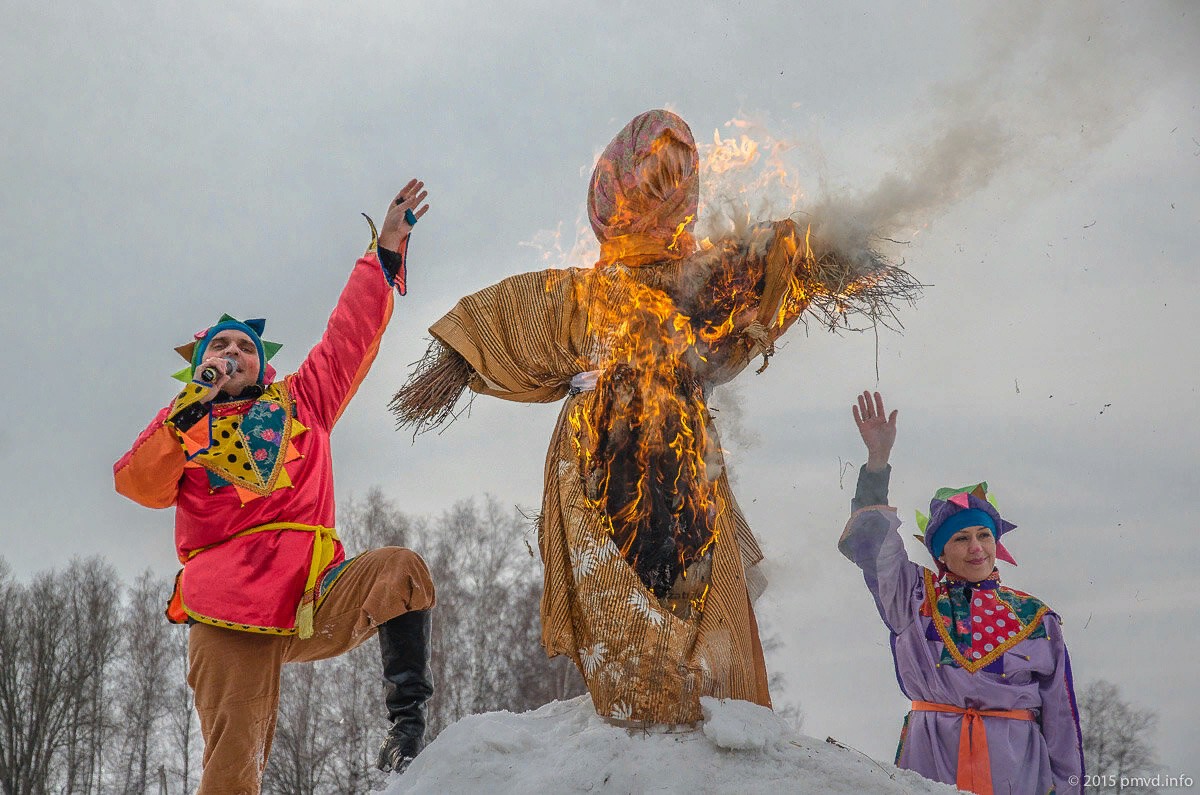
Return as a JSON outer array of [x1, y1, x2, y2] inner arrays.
[[537, 120, 899, 615], [667, 214, 696, 252], [705, 129, 760, 175], [569, 264, 726, 610], [697, 119, 807, 234]]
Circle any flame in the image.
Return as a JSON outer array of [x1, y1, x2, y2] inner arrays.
[[522, 118, 811, 275], [696, 119, 807, 236], [705, 129, 760, 174], [521, 214, 599, 277], [667, 214, 696, 252], [569, 264, 727, 612], [531, 118, 911, 617], [568, 224, 826, 616]]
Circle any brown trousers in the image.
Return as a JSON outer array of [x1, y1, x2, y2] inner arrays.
[[187, 547, 435, 795]]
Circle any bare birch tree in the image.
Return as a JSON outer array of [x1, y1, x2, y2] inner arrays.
[[60, 558, 123, 794], [261, 490, 585, 785], [0, 558, 123, 795], [1, 485, 587, 793], [0, 570, 68, 794], [393, 495, 587, 736], [1079, 678, 1160, 794], [162, 619, 197, 794], [263, 662, 339, 795], [114, 571, 175, 794]]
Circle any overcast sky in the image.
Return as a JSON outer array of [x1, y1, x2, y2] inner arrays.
[[3, 0, 1197, 779]]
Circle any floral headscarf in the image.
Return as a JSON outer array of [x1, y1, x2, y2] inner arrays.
[[587, 109, 700, 267]]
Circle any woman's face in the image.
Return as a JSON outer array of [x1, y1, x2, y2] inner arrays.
[[939, 525, 997, 581]]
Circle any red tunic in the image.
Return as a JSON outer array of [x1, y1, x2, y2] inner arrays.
[[115, 254, 395, 635]]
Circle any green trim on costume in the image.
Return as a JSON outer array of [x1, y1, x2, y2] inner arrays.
[[894, 711, 912, 765]]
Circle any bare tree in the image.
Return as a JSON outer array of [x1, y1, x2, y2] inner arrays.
[[1079, 678, 1159, 794], [59, 558, 123, 794], [162, 619, 197, 794], [323, 644, 387, 794], [0, 558, 31, 795], [404, 495, 586, 736], [262, 490, 585, 786], [3, 484, 591, 793], [114, 571, 175, 794], [503, 576, 588, 710], [0, 558, 125, 794], [342, 485, 413, 550], [0, 564, 78, 792]]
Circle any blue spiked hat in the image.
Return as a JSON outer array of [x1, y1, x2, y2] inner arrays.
[[172, 314, 282, 386], [915, 482, 1019, 567]]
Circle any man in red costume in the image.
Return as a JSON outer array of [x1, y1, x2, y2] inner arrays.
[[115, 181, 434, 791]]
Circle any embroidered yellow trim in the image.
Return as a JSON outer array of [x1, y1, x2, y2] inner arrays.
[[184, 609, 297, 635]]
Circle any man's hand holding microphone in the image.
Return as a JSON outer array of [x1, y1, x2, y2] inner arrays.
[[194, 356, 237, 402]]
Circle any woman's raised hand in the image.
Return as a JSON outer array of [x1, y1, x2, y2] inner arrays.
[[852, 390, 897, 472]]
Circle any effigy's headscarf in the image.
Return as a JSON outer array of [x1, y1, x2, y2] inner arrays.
[[587, 109, 700, 267]]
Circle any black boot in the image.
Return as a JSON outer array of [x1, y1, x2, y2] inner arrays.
[[375, 608, 433, 774]]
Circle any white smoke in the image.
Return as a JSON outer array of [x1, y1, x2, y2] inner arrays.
[[524, 3, 1195, 272], [809, 1, 1194, 255]]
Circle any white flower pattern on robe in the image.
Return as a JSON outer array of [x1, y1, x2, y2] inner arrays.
[[593, 537, 619, 563], [570, 546, 598, 581], [627, 589, 665, 626], [579, 642, 608, 677], [609, 701, 633, 721]]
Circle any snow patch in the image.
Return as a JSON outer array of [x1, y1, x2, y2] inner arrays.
[[383, 695, 959, 794], [699, 696, 788, 751]]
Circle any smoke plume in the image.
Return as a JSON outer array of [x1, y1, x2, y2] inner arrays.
[[809, 2, 1192, 256]]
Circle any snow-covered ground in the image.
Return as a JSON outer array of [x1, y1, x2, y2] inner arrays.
[[383, 696, 958, 794]]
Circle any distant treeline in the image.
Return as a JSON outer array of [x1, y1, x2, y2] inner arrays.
[[0, 490, 584, 795]]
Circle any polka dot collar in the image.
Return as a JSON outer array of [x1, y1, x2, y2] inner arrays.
[[921, 569, 1052, 674]]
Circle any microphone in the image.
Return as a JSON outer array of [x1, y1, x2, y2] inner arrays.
[[197, 357, 237, 384]]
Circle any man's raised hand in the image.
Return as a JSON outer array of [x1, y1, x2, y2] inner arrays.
[[379, 179, 430, 252]]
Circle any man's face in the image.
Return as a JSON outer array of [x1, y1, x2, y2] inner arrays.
[[202, 329, 261, 395]]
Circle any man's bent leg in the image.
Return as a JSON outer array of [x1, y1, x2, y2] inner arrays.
[[189, 623, 286, 795], [280, 547, 436, 775], [283, 546, 436, 663]]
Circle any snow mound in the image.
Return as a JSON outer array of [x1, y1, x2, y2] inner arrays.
[[699, 696, 789, 750], [383, 696, 957, 794]]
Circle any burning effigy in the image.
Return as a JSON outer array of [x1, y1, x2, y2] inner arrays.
[[392, 110, 918, 724]]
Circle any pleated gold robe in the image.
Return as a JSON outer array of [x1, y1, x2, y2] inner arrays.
[[426, 221, 810, 724]]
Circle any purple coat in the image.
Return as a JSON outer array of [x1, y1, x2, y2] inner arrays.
[[839, 505, 1084, 794]]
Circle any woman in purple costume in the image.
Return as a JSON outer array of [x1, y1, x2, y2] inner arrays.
[[838, 391, 1084, 795]]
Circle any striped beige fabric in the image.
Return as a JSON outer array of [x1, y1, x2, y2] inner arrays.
[[428, 223, 804, 723]]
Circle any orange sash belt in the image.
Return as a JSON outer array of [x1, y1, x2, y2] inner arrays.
[[910, 700, 1036, 795]]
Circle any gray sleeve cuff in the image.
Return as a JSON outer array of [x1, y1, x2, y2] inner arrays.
[[851, 463, 891, 512]]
